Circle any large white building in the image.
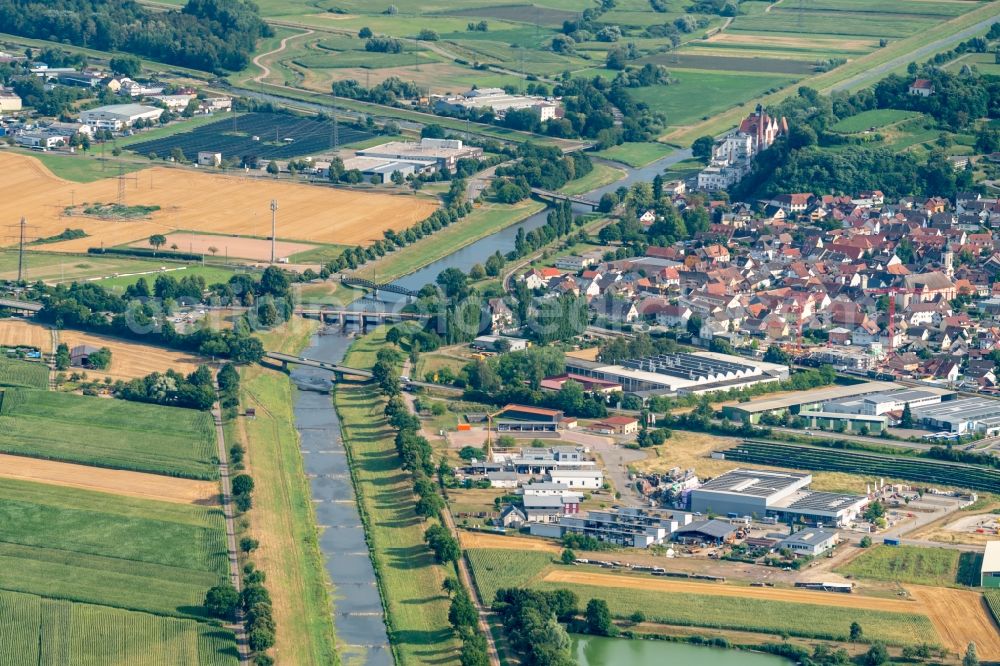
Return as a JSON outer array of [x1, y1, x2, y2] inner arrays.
[[356, 137, 482, 170], [79, 104, 162, 130], [435, 88, 560, 121], [698, 105, 787, 191]]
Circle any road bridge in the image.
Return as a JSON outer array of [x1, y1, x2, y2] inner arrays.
[[0, 297, 42, 313], [264, 351, 461, 393], [529, 188, 600, 210], [294, 308, 430, 327]]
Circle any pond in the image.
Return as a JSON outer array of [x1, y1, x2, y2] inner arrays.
[[572, 634, 793, 666]]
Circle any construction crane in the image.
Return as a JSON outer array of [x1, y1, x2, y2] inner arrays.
[[863, 287, 923, 354], [484, 407, 507, 461]]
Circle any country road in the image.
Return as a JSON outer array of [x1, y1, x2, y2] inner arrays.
[[829, 10, 1000, 92], [252, 28, 314, 85]]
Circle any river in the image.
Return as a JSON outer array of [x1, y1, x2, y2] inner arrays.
[[288, 148, 691, 665], [572, 635, 792, 666]]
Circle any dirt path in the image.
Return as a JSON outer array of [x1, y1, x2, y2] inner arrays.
[[460, 532, 561, 553], [0, 453, 219, 505], [542, 570, 922, 613], [908, 586, 1000, 660], [253, 28, 315, 85]]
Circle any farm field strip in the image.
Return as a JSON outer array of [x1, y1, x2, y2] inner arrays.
[[0, 319, 52, 353], [0, 453, 220, 505], [0, 153, 438, 252], [0, 389, 219, 479], [908, 586, 1000, 659], [0, 356, 48, 389], [460, 533, 560, 553], [836, 545, 961, 587], [54, 328, 208, 381], [126, 233, 318, 262], [0, 589, 239, 666]]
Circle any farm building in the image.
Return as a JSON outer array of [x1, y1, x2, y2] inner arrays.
[[540, 373, 621, 394], [590, 416, 639, 435], [197, 151, 222, 167], [522, 493, 581, 523], [566, 350, 787, 397], [777, 529, 838, 557], [688, 469, 867, 527], [495, 405, 564, 433], [472, 335, 530, 353], [79, 104, 162, 130], [721, 381, 901, 424], [981, 541, 1000, 588], [69, 344, 101, 368], [531, 507, 693, 548]]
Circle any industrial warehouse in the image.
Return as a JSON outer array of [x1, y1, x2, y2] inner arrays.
[[688, 469, 868, 526], [565, 351, 788, 396]]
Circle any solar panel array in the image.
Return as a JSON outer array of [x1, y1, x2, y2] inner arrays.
[[129, 112, 375, 161], [621, 353, 757, 381]]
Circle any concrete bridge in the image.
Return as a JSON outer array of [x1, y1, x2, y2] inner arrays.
[[264, 351, 461, 393], [0, 297, 43, 313], [294, 308, 430, 327], [530, 187, 600, 210]]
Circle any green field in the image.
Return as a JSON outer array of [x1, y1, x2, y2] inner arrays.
[[365, 198, 545, 282], [591, 142, 676, 168], [830, 109, 923, 134], [986, 591, 1000, 626], [631, 70, 801, 129], [335, 328, 459, 665], [0, 589, 238, 666], [0, 389, 218, 479], [0, 250, 184, 284], [91, 265, 244, 293], [0, 479, 227, 617], [837, 545, 961, 587], [13, 150, 148, 184], [0, 357, 48, 389], [466, 548, 934, 645], [558, 162, 625, 196]]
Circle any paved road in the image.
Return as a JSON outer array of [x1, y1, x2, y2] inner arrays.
[[829, 9, 1000, 92], [211, 376, 250, 664]]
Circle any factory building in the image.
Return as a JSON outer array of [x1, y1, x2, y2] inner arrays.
[[566, 351, 787, 397], [912, 397, 1000, 436], [356, 137, 482, 170], [531, 507, 693, 548], [721, 381, 901, 424], [822, 388, 946, 416], [688, 469, 867, 527], [79, 104, 162, 130]]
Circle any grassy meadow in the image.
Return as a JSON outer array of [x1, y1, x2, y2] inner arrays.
[[0, 357, 48, 389], [0, 389, 218, 479], [836, 545, 963, 587]]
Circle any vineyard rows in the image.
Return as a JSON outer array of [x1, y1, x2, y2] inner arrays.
[[986, 591, 1000, 627], [723, 441, 1000, 492], [0, 589, 238, 665], [0, 357, 48, 390]]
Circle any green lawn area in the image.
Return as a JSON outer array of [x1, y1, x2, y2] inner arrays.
[[0, 478, 226, 618], [661, 157, 707, 181], [632, 70, 800, 129], [830, 109, 922, 134], [366, 198, 545, 282], [0, 250, 176, 283], [559, 162, 625, 196], [0, 389, 218, 479], [91, 264, 243, 293], [13, 150, 147, 184], [0, 589, 239, 666], [591, 142, 676, 168], [233, 320, 338, 666], [836, 545, 962, 587], [335, 327, 459, 665], [466, 548, 934, 646]]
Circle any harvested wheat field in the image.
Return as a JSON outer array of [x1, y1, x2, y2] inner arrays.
[[0, 453, 219, 505], [0, 153, 437, 252], [56, 328, 205, 380], [706, 33, 876, 52], [543, 570, 923, 613], [908, 586, 1000, 660], [0, 319, 52, 352], [460, 531, 561, 553], [128, 232, 318, 261]]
